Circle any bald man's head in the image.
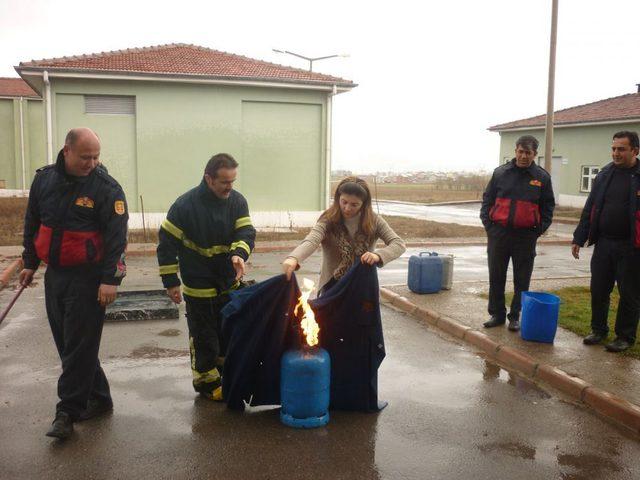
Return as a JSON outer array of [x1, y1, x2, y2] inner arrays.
[[63, 128, 101, 176], [65, 127, 100, 147]]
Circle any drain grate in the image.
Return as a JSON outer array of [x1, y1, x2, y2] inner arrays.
[[105, 290, 179, 322]]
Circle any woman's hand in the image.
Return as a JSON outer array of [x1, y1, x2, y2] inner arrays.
[[282, 257, 298, 281], [361, 252, 381, 266]]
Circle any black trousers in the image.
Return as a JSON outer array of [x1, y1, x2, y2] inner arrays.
[[44, 267, 111, 420], [487, 232, 537, 321], [590, 238, 640, 343], [184, 295, 229, 395]]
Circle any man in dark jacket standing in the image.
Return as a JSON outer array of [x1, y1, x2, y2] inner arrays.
[[19, 128, 128, 440], [572, 131, 640, 352], [480, 135, 555, 331], [157, 153, 256, 401]]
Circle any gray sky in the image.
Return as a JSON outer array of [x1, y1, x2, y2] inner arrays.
[[1, 0, 639, 173]]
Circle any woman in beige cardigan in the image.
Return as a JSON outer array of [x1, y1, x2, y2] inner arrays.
[[282, 177, 406, 294]]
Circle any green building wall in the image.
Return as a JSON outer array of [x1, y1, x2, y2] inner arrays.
[[0, 98, 45, 190], [50, 78, 328, 213], [497, 123, 640, 202]]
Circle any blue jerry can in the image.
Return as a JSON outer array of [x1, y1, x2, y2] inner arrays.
[[408, 252, 443, 294], [280, 348, 330, 428]]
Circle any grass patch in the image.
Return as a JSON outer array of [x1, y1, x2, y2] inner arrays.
[[372, 184, 483, 203], [382, 215, 485, 239], [0, 197, 28, 246], [483, 286, 638, 358]]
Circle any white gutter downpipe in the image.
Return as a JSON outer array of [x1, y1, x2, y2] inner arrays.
[[43, 70, 53, 164], [18, 97, 26, 189], [324, 84, 337, 209]]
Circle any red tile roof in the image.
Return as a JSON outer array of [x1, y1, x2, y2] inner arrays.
[[17, 43, 355, 87], [489, 92, 640, 131], [0, 77, 40, 98]]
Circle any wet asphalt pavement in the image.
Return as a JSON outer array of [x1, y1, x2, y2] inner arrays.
[[1, 255, 639, 479], [255, 243, 593, 287]]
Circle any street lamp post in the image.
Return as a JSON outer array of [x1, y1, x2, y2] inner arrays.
[[272, 49, 349, 72]]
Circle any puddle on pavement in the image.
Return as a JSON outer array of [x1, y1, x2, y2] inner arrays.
[[158, 328, 181, 337], [557, 452, 622, 478], [482, 360, 551, 400], [128, 345, 188, 359], [477, 441, 536, 460]]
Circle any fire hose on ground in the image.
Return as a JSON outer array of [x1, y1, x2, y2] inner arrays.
[[0, 258, 25, 326]]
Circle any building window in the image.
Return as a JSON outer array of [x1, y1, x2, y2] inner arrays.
[[581, 166, 599, 192], [85, 95, 135, 115]]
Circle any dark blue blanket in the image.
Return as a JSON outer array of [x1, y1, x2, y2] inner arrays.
[[221, 262, 385, 412], [311, 262, 385, 412], [221, 274, 301, 411]]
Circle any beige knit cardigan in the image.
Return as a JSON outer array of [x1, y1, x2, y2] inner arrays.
[[286, 214, 406, 291]]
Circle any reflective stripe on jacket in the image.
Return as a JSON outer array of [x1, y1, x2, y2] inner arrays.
[[156, 180, 256, 296]]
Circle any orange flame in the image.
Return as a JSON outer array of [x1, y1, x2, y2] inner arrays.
[[294, 278, 319, 346]]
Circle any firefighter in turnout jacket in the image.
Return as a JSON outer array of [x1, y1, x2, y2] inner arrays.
[[157, 153, 256, 401], [19, 128, 128, 440], [480, 135, 555, 331]]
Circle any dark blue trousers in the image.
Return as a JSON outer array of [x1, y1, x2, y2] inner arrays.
[[44, 267, 111, 420], [590, 238, 640, 343]]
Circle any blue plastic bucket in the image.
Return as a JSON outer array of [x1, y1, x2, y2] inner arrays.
[[520, 291, 560, 343]]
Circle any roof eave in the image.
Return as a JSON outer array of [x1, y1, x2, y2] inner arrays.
[[489, 117, 640, 132], [15, 66, 357, 93]]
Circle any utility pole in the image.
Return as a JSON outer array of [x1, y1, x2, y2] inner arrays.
[[544, 0, 559, 172]]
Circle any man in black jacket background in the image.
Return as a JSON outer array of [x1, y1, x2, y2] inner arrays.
[[19, 127, 128, 440], [480, 135, 555, 332], [572, 131, 640, 352]]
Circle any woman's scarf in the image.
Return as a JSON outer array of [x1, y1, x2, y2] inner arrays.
[[332, 223, 370, 280]]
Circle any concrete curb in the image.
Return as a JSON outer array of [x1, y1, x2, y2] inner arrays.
[[379, 286, 640, 435]]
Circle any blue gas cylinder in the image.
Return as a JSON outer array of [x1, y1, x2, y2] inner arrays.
[[280, 347, 330, 428], [408, 252, 443, 294]]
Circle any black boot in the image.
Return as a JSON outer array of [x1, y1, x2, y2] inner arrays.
[[78, 398, 113, 421], [605, 338, 632, 352], [483, 316, 506, 328], [507, 314, 520, 332], [508, 319, 520, 332], [583, 332, 607, 345], [45, 411, 74, 440]]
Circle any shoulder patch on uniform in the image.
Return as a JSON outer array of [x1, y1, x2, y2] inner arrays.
[[114, 200, 126, 215], [530, 180, 542, 187]]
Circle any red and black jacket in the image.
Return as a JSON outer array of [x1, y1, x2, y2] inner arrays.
[[480, 159, 555, 237], [573, 160, 640, 248], [22, 150, 129, 285]]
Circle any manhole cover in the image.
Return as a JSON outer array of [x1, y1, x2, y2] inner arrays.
[[106, 290, 179, 322]]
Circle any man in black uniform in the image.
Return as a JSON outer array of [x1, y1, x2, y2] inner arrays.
[[480, 135, 555, 331], [572, 131, 640, 352], [19, 127, 128, 439], [157, 153, 256, 401]]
